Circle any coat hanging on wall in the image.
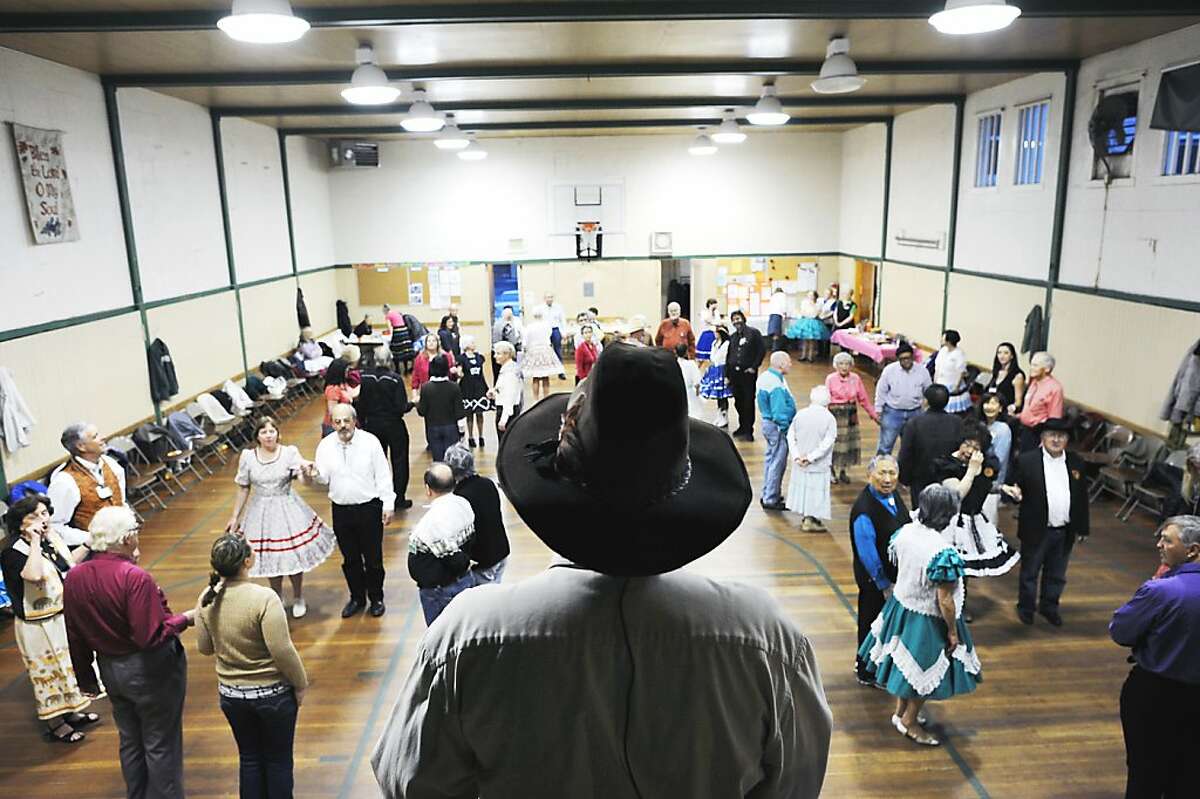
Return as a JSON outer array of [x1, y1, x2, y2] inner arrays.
[[0, 367, 36, 454], [1021, 305, 1045, 355], [336, 300, 352, 337], [147, 338, 179, 403], [297, 287, 311, 329], [1162, 338, 1200, 425]]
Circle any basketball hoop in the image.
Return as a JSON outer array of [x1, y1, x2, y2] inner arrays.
[[575, 221, 603, 261]]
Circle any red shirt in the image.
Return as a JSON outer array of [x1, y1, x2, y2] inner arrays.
[[1018, 374, 1064, 428], [412, 350, 457, 392], [63, 552, 190, 694], [654, 318, 696, 358], [575, 341, 599, 380]]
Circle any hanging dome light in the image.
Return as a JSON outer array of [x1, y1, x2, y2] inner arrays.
[[746, 85, 790, 127], [217, 0, 309, 44], [711, 112, 747, 144], [400, 88, 445, 132], [434, 117, 470, 150], [929, 0, 1022, 35], [811, 36, 866, 95], [341, 44, 401, 105], [688, 130, 718, 156], [457, 138, 488, 161]]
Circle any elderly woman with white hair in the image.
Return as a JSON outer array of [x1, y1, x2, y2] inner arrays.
[[457, 334, 493, 448], [825, 351, 880, 484], [786, 385, 838, 531], [858, 484, 982, 747], [444, 443, 511, 584], [520, 306, 564, 401], [490, 341, 524, 435]]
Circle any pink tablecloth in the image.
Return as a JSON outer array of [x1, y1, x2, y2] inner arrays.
[[831, 330, 926, 365]]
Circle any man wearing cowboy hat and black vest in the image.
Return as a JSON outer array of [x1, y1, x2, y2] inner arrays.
[[1001, 416, 1090, 627], [372, 343, 832, 799]]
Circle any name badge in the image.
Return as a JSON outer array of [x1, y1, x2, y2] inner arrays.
[[739, 337, 747, 346], [96, 486, 113, 499]]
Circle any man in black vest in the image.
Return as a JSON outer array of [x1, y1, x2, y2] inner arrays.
[[726, 310, 766, 442], [898, 384, 964, 508], [1001, 417, 1090, 626], [849, 454, 911, 684]]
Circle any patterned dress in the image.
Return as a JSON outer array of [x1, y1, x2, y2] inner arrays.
[[235, 446, 336, 578], [858, 521, 982, 700], [460, 352, 494, 413]]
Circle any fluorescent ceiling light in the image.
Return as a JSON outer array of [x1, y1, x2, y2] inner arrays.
[[457, 140, 488, 161], [811, 36, 866, 95], [929, 0, 1021, 35], [746, 85, 790, 127], [401, 89, 445, 133], [341, 44, 401, 105], [688, 132, 718, 156], [217, 0, 309, 43], [434, 119, 470, 150], [711, 113, 746, 144]]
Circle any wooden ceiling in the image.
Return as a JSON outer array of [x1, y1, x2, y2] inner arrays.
[[1, 2, 1197, 139]]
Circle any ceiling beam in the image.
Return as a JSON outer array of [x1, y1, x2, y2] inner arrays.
[[3, 2, 1197, 32], [105, 59, 1071, 87], [281, 115, 890, 136], [214, 94, 962, 118]]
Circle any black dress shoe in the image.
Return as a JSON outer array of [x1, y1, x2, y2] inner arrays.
[[341, 600, 366, 618], [1039, 609, 1063, 627], [760, 501, 786, 511], [1017, 609, 1034, 625], [397, 499, 414, 510], [369, 601, 386, 617]]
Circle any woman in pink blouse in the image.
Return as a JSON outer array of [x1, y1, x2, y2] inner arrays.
[[825, 351, 880, 484], [411, 333, 459, 396]]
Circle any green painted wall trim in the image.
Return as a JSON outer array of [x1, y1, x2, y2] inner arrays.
[[1055, 283, 1200, 315], [877, 118, 894, 324], [143, 285, 233, 311], [0, 305, 140, 344], [278, 130, 301, 280], [238, 272, 301, 291], [878, 257, 946, 273], [942, 98, 965, 331], [211, 111, 251, 381], [951, 268, 1048, 289], [1044, 65, 1079, 345]]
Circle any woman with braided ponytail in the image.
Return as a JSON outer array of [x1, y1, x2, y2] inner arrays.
[[197, 534, 308, 798]]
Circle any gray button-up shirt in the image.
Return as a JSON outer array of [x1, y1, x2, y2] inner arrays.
[[875, 359, 932, 412], [372, 565, 832, 798]]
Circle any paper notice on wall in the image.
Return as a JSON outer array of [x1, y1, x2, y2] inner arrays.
[[11, 123, 79, 244], [796, 262, 819, 293], [408, 281, 424, 305], [750, 257, 767, 273]]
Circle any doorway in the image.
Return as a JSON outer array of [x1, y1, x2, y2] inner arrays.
[[855, 260, 877, 328]]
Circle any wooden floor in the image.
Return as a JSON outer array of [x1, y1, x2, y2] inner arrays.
[[0, 360, 1160, 798]]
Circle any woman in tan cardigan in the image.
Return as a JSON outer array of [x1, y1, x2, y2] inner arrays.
[[197, 534, 308, 798]]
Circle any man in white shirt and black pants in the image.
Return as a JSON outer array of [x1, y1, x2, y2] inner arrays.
[[542, 292, 567, 379], [306, 403, 396, 618], [1002, 416, 1090, 627]]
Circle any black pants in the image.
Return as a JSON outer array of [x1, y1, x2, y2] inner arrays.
[[1120, 666, 1200, 799], [855, 581, 886, 679], [366, 421, 410, 504], [1017, 526, 1071, 614], [220, 689, 298, 799], [98, 639, 187, 799], [496, 405, 521, 438], [332, 499, 385, 603], [728, 368, 757, 435]]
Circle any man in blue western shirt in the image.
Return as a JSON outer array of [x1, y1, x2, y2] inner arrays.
[[1109, 514, 1200, 799], [755, 351, 796, 511]]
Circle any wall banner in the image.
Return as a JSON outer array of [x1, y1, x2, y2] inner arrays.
[[11, 123, 79, 244]]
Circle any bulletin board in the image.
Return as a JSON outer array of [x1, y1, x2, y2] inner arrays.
[[719, 257, 807, 316], [354, 263, 463, 309]]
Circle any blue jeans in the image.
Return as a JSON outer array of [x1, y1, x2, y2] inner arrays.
[[877, 405, 920, 455], [550, 327, 563, 365], [418, 571, 477, 626], [761, 419, 788, 504], [426, 423, 460, 462], [472, 557, 508, 585], [219, 688, 298, 799]]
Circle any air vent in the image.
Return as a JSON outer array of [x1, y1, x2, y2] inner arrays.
[[330, 140, 380, 168]]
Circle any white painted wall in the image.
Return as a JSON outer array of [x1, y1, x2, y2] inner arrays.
[[221, 117, 293, 283], [120, 88, 229, 302], [838, 123, 886, 258], [0, 47, 131, 332], [1059, 23, 1200, 302], [888, 105, 956, 267], [328, 132, 843, 263], [287, 136, 337, 271], [955, 72, 1067, 281]]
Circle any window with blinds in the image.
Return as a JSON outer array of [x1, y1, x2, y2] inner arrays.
[[1015, 101, 1050, 185], [1162, 129, 1200, 177], [975, 111, 1002, 188]]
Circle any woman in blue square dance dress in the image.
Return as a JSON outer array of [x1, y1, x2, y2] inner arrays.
[[458, 335, 493, 448], [694, 298, 723, 363], [226, 416, 336, 619], [699, 325, 734, 428], [785, 291, 829, 363], [858, 484, 982, 747]]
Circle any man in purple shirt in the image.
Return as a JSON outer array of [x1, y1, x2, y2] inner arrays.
[[64, 506, 196, 799], [1109, 514, 1200, 799]]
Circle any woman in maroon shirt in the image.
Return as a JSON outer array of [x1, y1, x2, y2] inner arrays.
[[575, 324, 600, 384]]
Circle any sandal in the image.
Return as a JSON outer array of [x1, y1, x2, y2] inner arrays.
[[68, 712, 101, 727], [44, 720, 85, 744], [904, 728, 941, 746]]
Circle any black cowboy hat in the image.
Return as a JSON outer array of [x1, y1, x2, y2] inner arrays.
[[1038, 416, 1075, 436], [496, 343, 752, 576]]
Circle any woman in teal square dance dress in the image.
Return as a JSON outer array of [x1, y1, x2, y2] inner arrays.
[[858, 483, 982, 747]]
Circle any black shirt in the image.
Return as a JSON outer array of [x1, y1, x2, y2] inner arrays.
[[418, 379, 465, 426], [985, 366, 1026, 409], [357, 368, 411, 428], [898, 410, 965, 496], [454, 475, 510, 569], [931, 453, 999, 516], [727, 325, 766, 370]]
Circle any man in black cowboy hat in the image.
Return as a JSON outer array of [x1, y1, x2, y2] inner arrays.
[[372, 343, 832, 799], [1001, 416, 1090, 626]]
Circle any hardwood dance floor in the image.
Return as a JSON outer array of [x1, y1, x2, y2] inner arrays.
[[0, 360, 1162, 798]]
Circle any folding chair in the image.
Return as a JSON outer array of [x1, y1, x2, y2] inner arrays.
[[107, 436, 171, 509], [185, 403, 230, 473], [1089, 436, 1161, 510], [1079, 425, 1134, 473], [1121, 448, 1190, 522]]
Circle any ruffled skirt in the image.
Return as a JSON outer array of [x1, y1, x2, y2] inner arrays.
[[522, 345, 563, 379], [786, 317, 829, 341], [699, 365, 733, 399], [942, 513, 1020, 577], [695, 330, 716, 361], [858, 598, 982, 700], [239, 490, 337, 578]]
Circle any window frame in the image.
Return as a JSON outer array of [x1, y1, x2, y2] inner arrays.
[[1013, 98, 1051, 187], [973, 109, 1003, 189]]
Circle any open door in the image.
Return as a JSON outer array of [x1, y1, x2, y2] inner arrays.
[[855, 260, 877, 328]]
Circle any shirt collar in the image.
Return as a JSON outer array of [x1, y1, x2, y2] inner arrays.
[[868, 486, 895, 505], [1042, 447, 1066, 462], [75, 455, 104, 475], [1167, 561, 1200, 576], [768, 368, 783, 378]]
